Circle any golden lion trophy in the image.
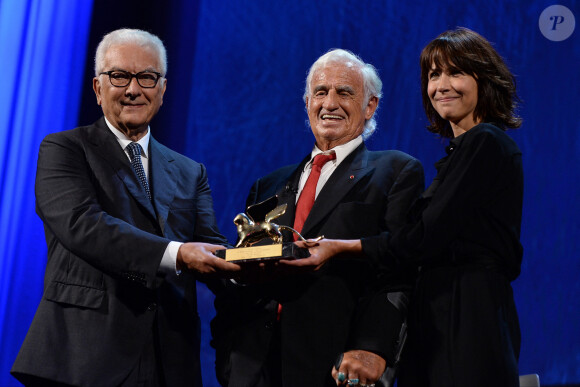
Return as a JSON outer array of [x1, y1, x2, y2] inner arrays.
[[215, 196, 310, 263]]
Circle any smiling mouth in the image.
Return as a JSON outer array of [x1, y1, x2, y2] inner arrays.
[[321, 114, 344, 120], [436, 96, 459, 102]]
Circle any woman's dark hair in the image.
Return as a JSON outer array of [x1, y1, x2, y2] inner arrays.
[[420, 27, 522, 138]]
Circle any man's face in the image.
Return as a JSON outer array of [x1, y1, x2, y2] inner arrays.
[[306, 62, 378, 150], [93, 43, 166, 136]]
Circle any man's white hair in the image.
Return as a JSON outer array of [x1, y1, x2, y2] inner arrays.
[[94, 28, 167, 76]]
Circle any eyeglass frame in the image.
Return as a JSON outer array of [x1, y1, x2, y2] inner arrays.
[[99, 70, 163, 88]]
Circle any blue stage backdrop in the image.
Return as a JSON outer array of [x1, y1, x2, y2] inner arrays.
[[0, 0, 578, 386]]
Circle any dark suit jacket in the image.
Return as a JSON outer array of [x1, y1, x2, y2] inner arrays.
[[11, 117, 226, 387], [211, 143, 424, 387]]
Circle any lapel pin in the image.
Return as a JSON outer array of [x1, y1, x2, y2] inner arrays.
[[349, 175, 354, 180]]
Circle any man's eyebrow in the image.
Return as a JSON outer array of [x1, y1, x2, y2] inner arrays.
[[336, 85, 355, 94], [312, 85, 356, 94]]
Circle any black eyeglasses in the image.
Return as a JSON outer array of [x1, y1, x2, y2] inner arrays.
[[100, 70, 162, 88]]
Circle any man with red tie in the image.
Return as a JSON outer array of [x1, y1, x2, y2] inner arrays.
[[211, 49, 424, 387]]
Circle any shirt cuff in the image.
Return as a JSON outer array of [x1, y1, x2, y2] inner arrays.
[[160, 241, 183, 275]]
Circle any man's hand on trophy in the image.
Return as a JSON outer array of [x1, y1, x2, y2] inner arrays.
[[280, 239, 363, 271], [177, 242, 241, 277]]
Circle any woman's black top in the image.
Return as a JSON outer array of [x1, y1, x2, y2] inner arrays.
[[363, 122, 523, 280]]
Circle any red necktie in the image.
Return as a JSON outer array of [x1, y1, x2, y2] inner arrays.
[[293, 152, 336, 239]]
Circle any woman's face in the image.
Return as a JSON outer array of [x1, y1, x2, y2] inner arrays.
[[427, 62, 479, 136]]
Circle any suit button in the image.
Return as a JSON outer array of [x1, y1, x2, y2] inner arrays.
[[148, 303, 157, 311], [265, 321, 273, 329]]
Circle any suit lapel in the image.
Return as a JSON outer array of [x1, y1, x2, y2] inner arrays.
[[274, 156, 309, 238], [149, 138, 177, 236], [300, 144, 374, 237], [88, 118, 157, 219]]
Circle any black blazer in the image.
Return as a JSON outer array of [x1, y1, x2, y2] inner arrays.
[[212, 143, 424, 387], [11, 117, 226, 387]]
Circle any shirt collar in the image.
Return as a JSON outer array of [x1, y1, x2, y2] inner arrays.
[[306, 136, 363, 169], [104, 117, 151, 158]]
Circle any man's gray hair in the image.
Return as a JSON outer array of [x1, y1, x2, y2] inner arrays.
[[303, 49, 383, 139], [94, 28, 167, 77]]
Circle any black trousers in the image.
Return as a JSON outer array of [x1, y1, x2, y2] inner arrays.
[[121, 319, 166, 387], [253, 320, 282, 387], [398, 265, 520, 387]]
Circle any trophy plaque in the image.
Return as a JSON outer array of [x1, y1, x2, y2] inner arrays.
[[215, 196, 310, 263]]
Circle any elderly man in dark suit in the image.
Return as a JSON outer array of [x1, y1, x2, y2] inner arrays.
[[211, 49, 424, 387], [11, 28, 240, 387]]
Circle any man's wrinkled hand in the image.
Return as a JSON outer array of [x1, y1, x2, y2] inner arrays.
[[278, 239, 329, 271], [280, 239, 362, 271], [331, 350, 386, 386], [177, 242, 241, 277]]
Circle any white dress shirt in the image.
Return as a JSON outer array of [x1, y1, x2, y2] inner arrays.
[[296, 136, 363, 202], [104, 118, 181, 275]]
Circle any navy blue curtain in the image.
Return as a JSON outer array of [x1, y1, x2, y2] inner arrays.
[[0, 1, 93, 385], [1, 0, 578, 386]]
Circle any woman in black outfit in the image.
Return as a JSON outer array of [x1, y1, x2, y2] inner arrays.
[[393, 27, 524, 387], [289, 27, 524, 387]]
